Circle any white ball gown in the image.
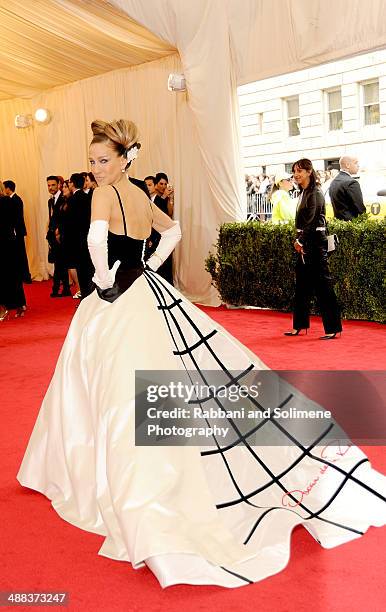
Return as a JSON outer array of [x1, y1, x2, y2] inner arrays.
[[17, 202, 386, 588]]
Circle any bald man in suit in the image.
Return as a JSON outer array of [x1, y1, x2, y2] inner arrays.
[[329, 156, 366, 220]]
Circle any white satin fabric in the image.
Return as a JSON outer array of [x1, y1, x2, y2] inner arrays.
[[17, 272, 386, 587]]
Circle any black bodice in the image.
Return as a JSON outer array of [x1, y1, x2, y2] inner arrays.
[[107, 232, 145, 269], [96, 185, 146, 303], [107, 185, 146, 270]]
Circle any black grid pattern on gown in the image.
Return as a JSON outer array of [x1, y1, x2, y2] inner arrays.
[[144, 270, 386, 581]]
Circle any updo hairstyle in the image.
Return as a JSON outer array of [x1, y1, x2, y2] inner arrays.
[[91, 119, 141, 168]]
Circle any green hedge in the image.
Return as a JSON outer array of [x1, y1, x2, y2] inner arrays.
[[205, 215, 386, 323]]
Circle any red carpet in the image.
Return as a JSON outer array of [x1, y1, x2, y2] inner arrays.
[[1, 281, 385, 612]]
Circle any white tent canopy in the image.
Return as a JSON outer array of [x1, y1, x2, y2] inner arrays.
[[1, 0, 386, 303]]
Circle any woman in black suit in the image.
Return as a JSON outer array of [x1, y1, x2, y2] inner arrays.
[[284, 158, 342, 340]]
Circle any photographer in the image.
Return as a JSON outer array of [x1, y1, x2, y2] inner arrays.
[[154, 172, 174, 217]]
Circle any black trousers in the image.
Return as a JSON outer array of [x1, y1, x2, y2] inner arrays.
[[293, 238, 342, 334], [0, 237, 26, 309], [52, 244, 70, 294], [16, 236, 32, 282], [76, 251, 94, 299]]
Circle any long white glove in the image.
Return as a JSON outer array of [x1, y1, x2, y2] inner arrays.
[[87, 220, 120, 290], [146, 221, 182, 271]]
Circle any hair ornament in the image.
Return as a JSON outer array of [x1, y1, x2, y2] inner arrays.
[[126, 142, 141, 164]]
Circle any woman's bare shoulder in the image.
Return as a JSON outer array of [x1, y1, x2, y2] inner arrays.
[[93, 185, 115, 197]]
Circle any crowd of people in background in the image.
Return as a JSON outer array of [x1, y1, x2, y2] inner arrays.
[[46, 172, 95, 300], [245, 157, 365, 224], [0, 169, 175, 322], [245, 167, 339, 199]]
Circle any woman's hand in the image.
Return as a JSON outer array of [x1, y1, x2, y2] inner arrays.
[[92, 259, 121, 290]]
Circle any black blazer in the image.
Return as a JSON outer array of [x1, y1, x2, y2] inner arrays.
[[11, 194, 27, 237], [328, 171, 365, 220], [48, 193, 65, 230], [0, 195, 15, 240], [295, 186, 326, 248], [66, 189, 91, 255], [129, 176, 150, 197], [153, 194, 170, 215]]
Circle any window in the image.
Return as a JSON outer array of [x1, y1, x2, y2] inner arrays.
[[240, 112, 263, 135], [324, 158, 339, 171], [286, 97, 300, 136], [362, 80, 380, 125], [327, 88, 342, 131], [285, 163, 293, 174]]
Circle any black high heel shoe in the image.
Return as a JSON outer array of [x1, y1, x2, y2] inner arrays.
[[319, 332, 341, 340], [283, 329, 307, 336]]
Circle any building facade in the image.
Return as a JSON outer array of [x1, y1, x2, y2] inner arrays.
[[238, 49, 386, 177]]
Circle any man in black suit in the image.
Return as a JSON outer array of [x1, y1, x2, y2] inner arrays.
[[3, 180, 32, 283], [129, 176, 150, 197], [144, 175, 156, 200], [328, 156, 366, 220], [67, 173, 94, 299], [145, 172, 175, 284], [47, 175, 62, 226], [46, 175, 71, 297]]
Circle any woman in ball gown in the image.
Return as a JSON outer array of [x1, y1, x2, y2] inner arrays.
[[17, 121, 386, 588], [0, 181, 27, 320]]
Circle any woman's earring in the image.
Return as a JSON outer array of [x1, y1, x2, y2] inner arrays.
[[121, 168, 126, 173]]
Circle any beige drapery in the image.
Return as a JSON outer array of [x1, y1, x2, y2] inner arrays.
[[0, 0, 175, 100], [0, 98, 42, 274], [111, 0, 250, 302]]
